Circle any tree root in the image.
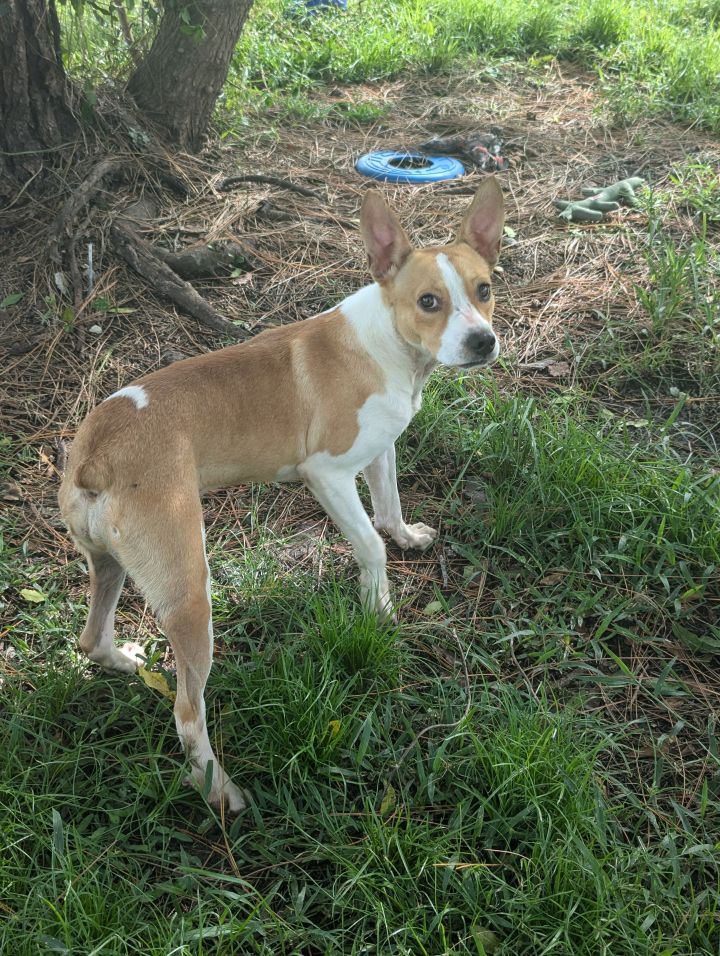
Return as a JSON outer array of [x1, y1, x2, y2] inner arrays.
[[153, 241, 251, 280], [46, 156, 251, 340], [109, 221, 249, 339], [217, 173, 322, 200], [47, 157, 125, 264]]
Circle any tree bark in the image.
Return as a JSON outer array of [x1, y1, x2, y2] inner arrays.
[[127, 0, 254, 152], [0, 0, 77, 183]]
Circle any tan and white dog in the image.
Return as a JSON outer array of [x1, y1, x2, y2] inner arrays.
[[59, 178, 505, 813]]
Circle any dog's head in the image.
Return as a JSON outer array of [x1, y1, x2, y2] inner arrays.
[[360, 178, 505, 368]]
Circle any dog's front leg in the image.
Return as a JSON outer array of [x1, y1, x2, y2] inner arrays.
[[363, 445, 437, 551], [300, 464, 392, 617]]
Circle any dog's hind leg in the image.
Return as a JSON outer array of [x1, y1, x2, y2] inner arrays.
[[79, 550, 144, 674], [116, 498, 245, 814]]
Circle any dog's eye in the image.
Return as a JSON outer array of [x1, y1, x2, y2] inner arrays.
[[418, 293, 440, 312], [477, 283, 491, 302]]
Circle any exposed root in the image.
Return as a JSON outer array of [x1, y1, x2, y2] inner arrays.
[[109, 221, 249, 339], [153, 241, 251, 280], [47, 157, 125, 265], [217, 173, 323, 200]]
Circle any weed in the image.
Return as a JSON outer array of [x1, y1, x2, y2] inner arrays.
[[579, 212, 720, 399]]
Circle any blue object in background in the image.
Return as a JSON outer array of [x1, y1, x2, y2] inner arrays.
[[355, 150, 465, 184], [305, 0, 348, 9]]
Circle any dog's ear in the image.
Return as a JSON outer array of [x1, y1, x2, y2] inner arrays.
[[360, 190, 413, 281], [456, 177, 505, 268]]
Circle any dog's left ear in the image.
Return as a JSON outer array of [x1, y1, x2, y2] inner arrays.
[[456, 177, 505, 269]]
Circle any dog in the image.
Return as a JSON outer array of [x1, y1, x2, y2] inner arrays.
[[59, 178, 505, 813]]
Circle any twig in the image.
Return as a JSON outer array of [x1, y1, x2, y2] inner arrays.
[[217, 174, 323, 200]]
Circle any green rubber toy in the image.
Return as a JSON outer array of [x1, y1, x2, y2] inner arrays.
[[554, 177, 645, 223]]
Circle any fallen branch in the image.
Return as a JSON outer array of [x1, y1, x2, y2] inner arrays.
[[110, 221, 249, 339]]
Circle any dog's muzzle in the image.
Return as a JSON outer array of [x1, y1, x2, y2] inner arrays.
[[460, 329, 499, 367]]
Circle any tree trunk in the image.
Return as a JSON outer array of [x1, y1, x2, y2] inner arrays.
[[127, 0, 254, 152], [0, 0, 77, 183]]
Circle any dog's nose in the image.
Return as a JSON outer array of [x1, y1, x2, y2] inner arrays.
[[466, 329, 496, 358]]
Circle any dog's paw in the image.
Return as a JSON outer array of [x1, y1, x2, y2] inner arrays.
[[392, 522, 438, 551], [89, 641, 145, 674], [118, 641, 146, 669], [210, 778, 247, 816], [184, 772, 247, 816]]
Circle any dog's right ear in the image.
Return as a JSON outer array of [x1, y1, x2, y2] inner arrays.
[[360, 190, 413, 282]]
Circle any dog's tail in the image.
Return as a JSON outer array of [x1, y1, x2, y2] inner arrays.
[[73, 454, 113, 495]]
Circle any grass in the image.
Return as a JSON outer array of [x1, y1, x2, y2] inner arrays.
[[226, 0, 720, 132], [3, 379, 719, 953], [61, 0, 720, 133], [574, 198, 720, 407]]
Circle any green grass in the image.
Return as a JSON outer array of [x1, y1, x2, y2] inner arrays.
[[61, 0, 720, 133], [574, 201, 720, 404], [223, 0, 720, 132], [3, 382, 720, 953]]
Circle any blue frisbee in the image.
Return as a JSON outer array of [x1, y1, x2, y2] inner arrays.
[[355, 150, 465, 184]]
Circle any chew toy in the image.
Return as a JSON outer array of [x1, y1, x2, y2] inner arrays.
[[554, 177, 645, 223]]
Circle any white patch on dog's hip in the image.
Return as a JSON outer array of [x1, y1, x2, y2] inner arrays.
[[104, 385, 149, 409]]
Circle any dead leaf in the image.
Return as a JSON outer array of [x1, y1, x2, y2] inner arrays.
[[424, 600, 444, 616], [231, 272, 254, 287], [138, 666, 176, 701], [539, 571, 566, 586], [380, 784, 397, 817]]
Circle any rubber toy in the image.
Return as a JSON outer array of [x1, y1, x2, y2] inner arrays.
[[355, 150, 464, 184], [554, 177, 645, 223]]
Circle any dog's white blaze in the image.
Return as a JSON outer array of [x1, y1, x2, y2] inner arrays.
[[105, 385, 149, 409], [435, 253, 496, 366], [436, 253, 471, 314]]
